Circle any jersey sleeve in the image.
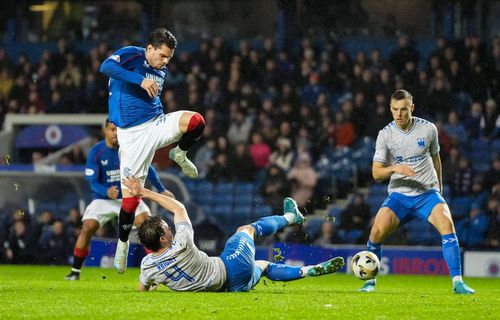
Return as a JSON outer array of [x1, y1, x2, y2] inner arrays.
[[146, 166, 166, 193], [100, 46, 144, 85], [373, 130, 390, 164], [85, 148, 109, 198], [173, 222, 195, 248], [429, 123, 440, 156]]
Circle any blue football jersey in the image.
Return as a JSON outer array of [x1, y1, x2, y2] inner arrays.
[[100, 46, 167, 128]]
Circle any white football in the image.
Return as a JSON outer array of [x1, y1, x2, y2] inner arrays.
[[351, 251, 380, 280]]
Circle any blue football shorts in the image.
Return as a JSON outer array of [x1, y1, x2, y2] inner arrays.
[[381, 190, 446, 225], [220, 232, 262, 292]]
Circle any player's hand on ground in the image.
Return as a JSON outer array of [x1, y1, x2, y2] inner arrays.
[[161, 190, 175, 199], [107, 186, 119, 199], [140, 78, 159, 98], [392, 164, 416, 177], [122, 176, 144, 197]]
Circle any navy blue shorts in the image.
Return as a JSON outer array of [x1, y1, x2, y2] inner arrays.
[[220, 232, 262, 292], [381, 190, 446, 225]]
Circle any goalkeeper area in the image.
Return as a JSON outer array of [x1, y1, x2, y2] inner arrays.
[[1, 265, 498, 319]]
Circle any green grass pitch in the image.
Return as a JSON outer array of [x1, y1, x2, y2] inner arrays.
[[0, 265, 499, 319]]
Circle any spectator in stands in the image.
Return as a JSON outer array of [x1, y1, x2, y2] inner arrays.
[[330, 111, 356, 148], [230, 142, 256, 182], [470, 178, 490, 209], [340, 193, 370, 243], [287, 153, 318, 208], [249, 132, 272, 171], [464, 102, 483, 139], [269, 137, 293, 172], [64, 207, 82, 245], [366, 103, 391, 138], [34, 210, 54, 241], [483, 157, 500, 193], [193, 138, 216, 179], [451, 156, 475, 197], [261, 164, 290, 213], [455, 203, 489, 248], [206, 153, 231, 183], [3, 221, 36, 264], [484, 196, 499, 248], [314, 221, 338, 246], [480, 99, 499, 139], [226, 107, 253, 145], [38, 220, 72, 265], [443, 111, 467, 145], [389, 35, 419, 73]]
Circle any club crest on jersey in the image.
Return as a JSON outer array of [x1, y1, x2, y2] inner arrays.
[[417, 138, 426, 148], [123, 167, 132, 177]]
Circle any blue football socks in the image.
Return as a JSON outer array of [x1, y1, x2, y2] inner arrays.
[[250, 216, 288, 238], [265, 263, 302, 281], [367, 240, 382, 262], [441, 233, 462, 278]]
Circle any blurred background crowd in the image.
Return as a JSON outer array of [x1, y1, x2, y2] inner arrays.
[[0, 0, 498, 265]]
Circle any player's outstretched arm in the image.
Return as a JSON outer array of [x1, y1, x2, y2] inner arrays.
[[122, 177, 190, 225], [372, 161, 416, 181], [431, 154, 443, 193]]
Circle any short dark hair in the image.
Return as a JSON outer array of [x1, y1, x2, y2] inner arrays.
[[147, 28, 177, 50], [138, 216, 167, 251], [391, 89, 413, 102]]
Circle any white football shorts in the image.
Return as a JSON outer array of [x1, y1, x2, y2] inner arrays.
[[117, 111, 184, 190], [82, 199, 151, 226]]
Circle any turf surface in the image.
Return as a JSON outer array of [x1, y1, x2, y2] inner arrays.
[[0, 265, 498, 319]]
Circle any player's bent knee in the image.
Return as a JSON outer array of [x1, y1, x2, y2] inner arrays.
[[237, 225, 256, 238]]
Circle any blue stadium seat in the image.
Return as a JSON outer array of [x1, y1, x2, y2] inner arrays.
[[214, 193, 234, 205], [235, 183, 255, 194], [233, 205, 253, 219], [492, 139, 500, 155], [233, 193, 254, 205], [450, 196, 472, 219], [366, 195, 386, 215], [305, 219, 324, 240], [214, 204, 232, 217], [254, 205, 273, 217], [369, 184, 387, 196], [214, 182, 234, 194], [201, 204, 214, 216], [197, 181, 214, 194], [328, 207, 343, 225], [196, 192, 214, 205]]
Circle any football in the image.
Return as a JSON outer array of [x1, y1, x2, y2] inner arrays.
[[351, 251, 380, 280]]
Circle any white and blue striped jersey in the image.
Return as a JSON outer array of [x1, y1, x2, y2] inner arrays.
[[373, 117, 440, 195], [139, 222, 227, 292]]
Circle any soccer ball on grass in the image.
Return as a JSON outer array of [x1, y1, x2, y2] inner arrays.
[[351, 251, 380, 280]]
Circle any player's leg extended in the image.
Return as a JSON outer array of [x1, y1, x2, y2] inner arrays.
[[360, 207, 400, 292], [261, 257, 345, 282], [169, 111, 205, 178], [250, 197, 304, 238], [428, 203, 475, 294], [65, 219, 99, 280]]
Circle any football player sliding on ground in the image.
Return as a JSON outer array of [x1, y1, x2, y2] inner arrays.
[[122, 176, 345, 292]]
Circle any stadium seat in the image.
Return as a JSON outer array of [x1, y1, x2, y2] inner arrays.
[[305, 219, 324, 240], [328, 207, 343, 225], [197, 181, 214, 194], [369, 184, 387, 196], [450, 196, 472, 219], [213, 204, 232, 217], [196, 192, 215, 205], [233, 205, 253, 219], [233, 193, 254, 205], [214, 193, 234, 205], [214, 182, 234, 194], [235, 182, 256, 194]]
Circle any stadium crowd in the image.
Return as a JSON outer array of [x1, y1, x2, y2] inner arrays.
[[0, 33, 499, 264]]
